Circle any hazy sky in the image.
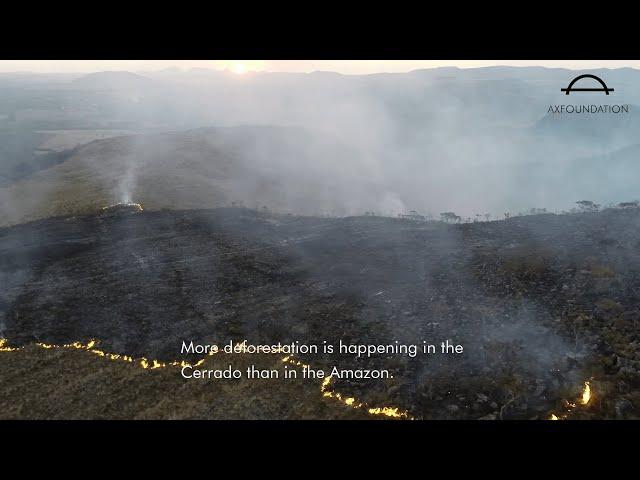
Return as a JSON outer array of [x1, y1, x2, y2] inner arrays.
[[0, 60, 639, 75]]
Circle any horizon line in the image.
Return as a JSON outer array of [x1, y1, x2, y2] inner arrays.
[[1, 63, 640, 77]]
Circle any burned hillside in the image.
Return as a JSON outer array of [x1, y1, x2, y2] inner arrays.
[[1, 206, 639, 419]]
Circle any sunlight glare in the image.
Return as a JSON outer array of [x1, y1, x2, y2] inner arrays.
[[231, 63, 248, 75]]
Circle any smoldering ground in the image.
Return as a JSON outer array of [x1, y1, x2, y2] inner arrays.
[[2, 205, 615, 419]]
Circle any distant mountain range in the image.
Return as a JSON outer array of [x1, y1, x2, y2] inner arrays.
[[72, 71, 154, 89]]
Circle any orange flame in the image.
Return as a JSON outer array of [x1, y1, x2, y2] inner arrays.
[[0, 338, 206, 371], [283, 355, 413, 419], [549, 380, 593, 420], [580, 382, 591, 405]]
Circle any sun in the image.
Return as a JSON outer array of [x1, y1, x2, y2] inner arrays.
[[215, 60, 266, 75], [230, 63, 247, 75]]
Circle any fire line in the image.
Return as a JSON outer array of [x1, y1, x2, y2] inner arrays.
[[1, 337, 414, 419]]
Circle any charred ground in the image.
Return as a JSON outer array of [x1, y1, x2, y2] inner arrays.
[[1, 207, 639, 419]]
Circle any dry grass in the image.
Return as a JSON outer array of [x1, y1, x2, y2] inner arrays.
[[0, 345, 369, 420]]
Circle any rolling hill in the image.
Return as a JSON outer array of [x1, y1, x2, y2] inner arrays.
[[0, 126, 385, 226]]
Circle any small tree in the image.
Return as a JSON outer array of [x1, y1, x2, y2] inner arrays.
[[440, 212, 461, 223], [576, 200, 599, 212]]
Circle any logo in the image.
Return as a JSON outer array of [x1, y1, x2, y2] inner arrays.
[[561, 74, 614, 95], [548, 73, 628, 114]]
